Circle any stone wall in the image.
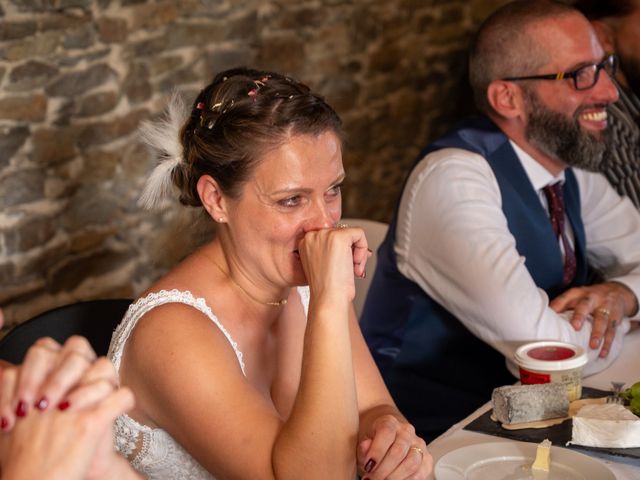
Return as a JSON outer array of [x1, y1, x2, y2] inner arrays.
[[0, 0, 508, 328]]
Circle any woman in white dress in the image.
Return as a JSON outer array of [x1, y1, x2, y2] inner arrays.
[[1, 67, 432, 480]]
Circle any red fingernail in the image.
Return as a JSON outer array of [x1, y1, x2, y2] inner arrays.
[[35, 396, 49, 411], [1, 416, 9, 430], [16, 400, 27, 417], [58, 400, 70, 411], [364, 458, 376, 472]]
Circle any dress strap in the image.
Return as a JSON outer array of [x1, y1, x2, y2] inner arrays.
[[108, 289, 246, 375]]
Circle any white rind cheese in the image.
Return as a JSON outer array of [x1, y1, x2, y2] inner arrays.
[[570, 404, 640, 448]]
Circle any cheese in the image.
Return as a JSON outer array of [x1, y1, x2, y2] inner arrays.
[[492, 383, 569, 425], [570, 404, 640, 448], [531, 438, 551, 472]]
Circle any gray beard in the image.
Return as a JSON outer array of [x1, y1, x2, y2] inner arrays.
[[523, 89, 611, 172]]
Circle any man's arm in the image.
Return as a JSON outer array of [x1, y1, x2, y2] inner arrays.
[[395, 148, 630, 375]]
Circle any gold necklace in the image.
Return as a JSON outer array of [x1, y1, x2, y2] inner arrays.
[[203, 252, 288, 307]]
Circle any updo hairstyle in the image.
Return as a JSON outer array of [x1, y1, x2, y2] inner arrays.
[[173, 67, 343, 206]]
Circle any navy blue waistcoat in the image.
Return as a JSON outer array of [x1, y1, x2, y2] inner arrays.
[[359, 116, 589, 438]]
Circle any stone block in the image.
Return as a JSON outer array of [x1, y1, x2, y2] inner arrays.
[[123, 62, 151, 104], [8, 60, 59, 92], [63, 24, 96, 50], [0, 21, 37, 41], [166, 23, 226, 50], [69, 226, 116, 253], [256, 33, 305, 73], [41, 11, 92, 32], [126, 35, 170, 59], [0, 31, 62, 61], [225, 10, 258, 42], [47, 248, 134, 294], [205, 47, 255, 76], [45, 63, 118, 98], [0, 93, 46, 121], [0, 262, 15, 286], [96, 16, 127, 43], [3, 216, 57, 254], [0, 126, 30, 167], [130, 2, 178, 30], [31, 126, 80, 166], [84, 149, 120, 180], [0, 169, 45, 207], [148, 54, 184, 77], [74, 89, 120, 117], [264, 6, 324, 30], [158, 66, 200, 93], [11, 0, 91, 13], [77, 109, 148, 148], [319, 75, 359, 113], [60, 185, 120, 230], [56, 47, 109, 68]]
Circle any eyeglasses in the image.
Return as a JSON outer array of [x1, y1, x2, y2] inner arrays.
[[501, 54, 618, 91]]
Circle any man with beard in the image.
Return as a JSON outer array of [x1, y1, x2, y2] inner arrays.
[[360, 0, 640, 441], [573, 0, 640, 207]]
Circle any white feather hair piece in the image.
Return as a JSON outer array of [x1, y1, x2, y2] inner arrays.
[[138, 91, 190, 210]]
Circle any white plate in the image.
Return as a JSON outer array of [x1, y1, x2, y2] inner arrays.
[[434, 441, 615, 480]]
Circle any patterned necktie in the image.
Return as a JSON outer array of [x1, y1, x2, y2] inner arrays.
[[542, 183, 576, 286]]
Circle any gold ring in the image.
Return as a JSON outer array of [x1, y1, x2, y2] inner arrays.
[[596, 308, 610, 317], [336, 223, 350, 229], [409, 446, 424, 459]]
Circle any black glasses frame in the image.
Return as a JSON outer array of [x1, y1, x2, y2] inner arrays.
[[501, 54, 618, 91]]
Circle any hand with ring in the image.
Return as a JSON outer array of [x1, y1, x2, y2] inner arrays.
[[550, 281, 637, 357], [356, 413, 432, 479]]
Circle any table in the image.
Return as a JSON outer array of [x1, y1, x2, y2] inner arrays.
[[426, 327, 640, 479]]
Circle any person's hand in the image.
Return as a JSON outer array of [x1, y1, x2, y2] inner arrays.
[[298, 223, 371, 303], [0, 336, 138, 480], [550, 281, 638, 357], [356, 414, 432, 480]]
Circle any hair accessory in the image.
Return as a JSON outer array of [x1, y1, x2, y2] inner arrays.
[[196, 101, 205, 110], [138, 92, 189, 210]]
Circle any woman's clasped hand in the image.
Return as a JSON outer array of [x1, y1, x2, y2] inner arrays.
[[0, 336, 140, 480]]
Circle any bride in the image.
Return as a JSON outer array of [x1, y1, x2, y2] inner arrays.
[[108, 67, 432, 479]]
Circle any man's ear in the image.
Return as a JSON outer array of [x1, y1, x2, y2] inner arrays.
[[591, 20, 615, 53], [197, 175, 228, 223], [486, 80, 524, 120]]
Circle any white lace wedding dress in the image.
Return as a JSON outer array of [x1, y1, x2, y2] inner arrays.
[[108, 288, 310, 479]]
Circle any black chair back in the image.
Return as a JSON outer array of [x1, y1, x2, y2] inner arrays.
[[0, 298, 132, 364]]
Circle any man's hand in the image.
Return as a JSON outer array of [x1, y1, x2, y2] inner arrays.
[[550, 282, 638, 358]]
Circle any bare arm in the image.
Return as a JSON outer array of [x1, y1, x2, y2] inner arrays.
[[121, 228, 368, 479]]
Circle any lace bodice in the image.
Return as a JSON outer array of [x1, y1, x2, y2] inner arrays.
[[107, 287, 310, 479]]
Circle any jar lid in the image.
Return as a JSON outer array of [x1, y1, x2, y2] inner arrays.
[[514, 341, 588, 371]]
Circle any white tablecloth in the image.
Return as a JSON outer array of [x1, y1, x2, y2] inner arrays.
[[426, 327, 640, 479]]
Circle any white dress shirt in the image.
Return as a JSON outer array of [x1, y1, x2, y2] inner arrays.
[[394, 145, 640, 376]]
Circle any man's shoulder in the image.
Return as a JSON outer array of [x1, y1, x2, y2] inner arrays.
[[421, 115, 510, 160]]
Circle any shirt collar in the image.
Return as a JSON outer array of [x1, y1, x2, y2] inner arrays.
[[509, 140, 565, 191]]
